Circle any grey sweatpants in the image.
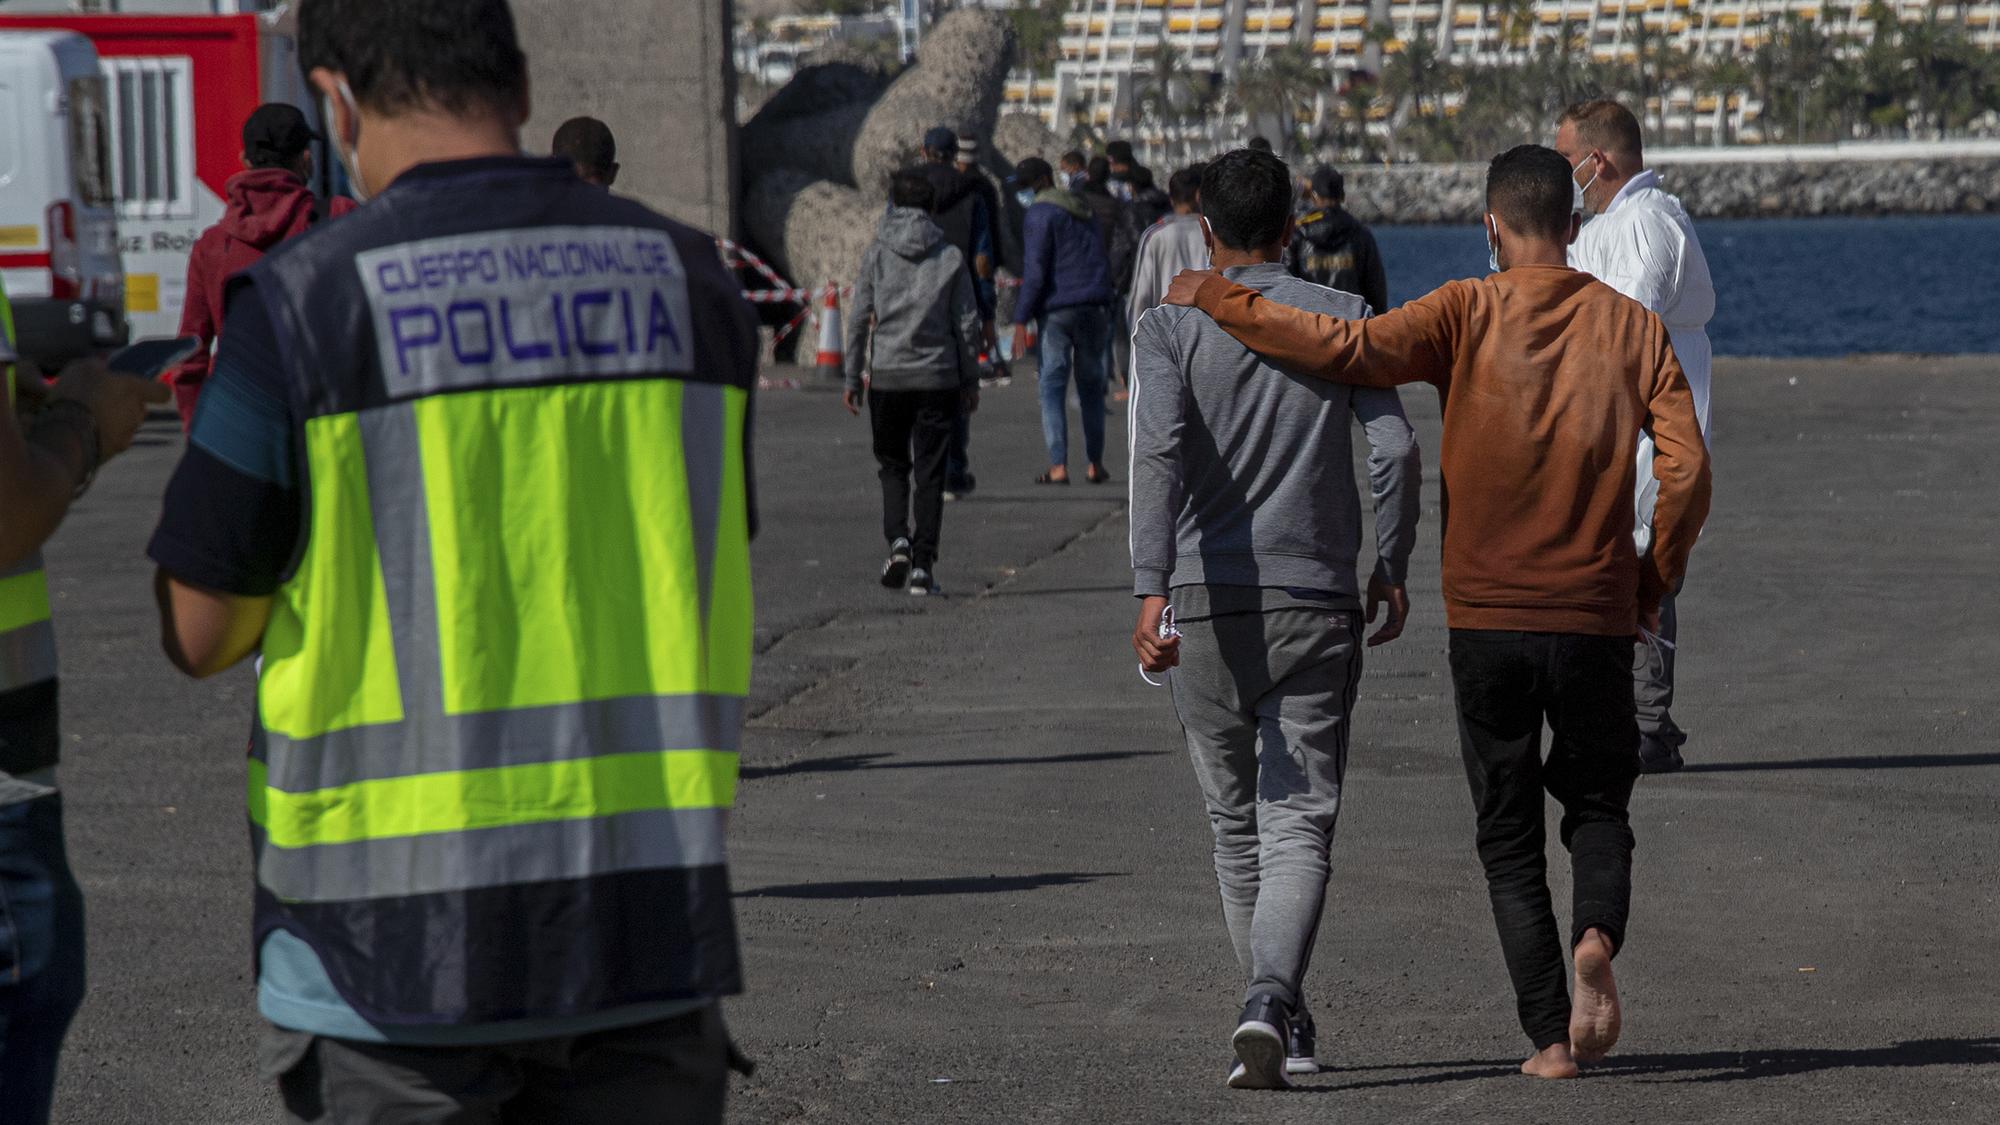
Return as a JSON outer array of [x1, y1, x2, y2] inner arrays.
[[1634, 590, 1685, 752], [1168, 593, 1362, 1014]]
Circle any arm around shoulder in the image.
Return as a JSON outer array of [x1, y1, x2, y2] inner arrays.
[[1190, 274, 1455, 387]]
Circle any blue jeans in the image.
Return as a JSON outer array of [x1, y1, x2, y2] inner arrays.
[[1037, 303, 1110, 469], [0, 795, 86, 1125]]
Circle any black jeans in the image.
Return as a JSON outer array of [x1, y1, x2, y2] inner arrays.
[[1447, 629, 1640, 1050], [869, 387, 957, 569]]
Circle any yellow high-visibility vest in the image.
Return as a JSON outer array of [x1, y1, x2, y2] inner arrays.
[[240, 182, 755, 1025]]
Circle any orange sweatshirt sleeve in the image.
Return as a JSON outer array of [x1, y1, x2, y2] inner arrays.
[[1640, 330, 1713, 611], [1190, 274, 1457, 388]]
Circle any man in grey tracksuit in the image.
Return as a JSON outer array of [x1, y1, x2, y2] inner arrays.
[[1127, 150, 1421, 1089], [846, 170, 984, 595]]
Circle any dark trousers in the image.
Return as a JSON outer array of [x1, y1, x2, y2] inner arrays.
[[267, 1006, 733, 1124], [0, 795, 87, 1125], [869, 387, 957, 570], [1447, 629, 1640, 1050], [945, 411, 972, 491]]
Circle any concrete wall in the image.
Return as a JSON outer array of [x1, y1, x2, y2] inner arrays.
[[514, 0, 739, 237], [1340, 154, 2000, 224]]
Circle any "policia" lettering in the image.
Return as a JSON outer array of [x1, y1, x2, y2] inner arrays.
[[385, 288, 683, 376], [358, 225, 697, 388]]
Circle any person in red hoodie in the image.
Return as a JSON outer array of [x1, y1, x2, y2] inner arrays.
[[166, 104, 356, 427]]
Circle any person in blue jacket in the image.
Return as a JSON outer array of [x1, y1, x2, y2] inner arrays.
[[1009, 157, 1116, 485]]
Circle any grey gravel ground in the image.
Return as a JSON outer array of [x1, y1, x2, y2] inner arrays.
[[41, 356, 2000, 1123]]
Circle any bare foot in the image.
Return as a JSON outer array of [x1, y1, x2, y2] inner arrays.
[[1520, 1042, 1579, 1079], [1570, 927, 1622, 1064]]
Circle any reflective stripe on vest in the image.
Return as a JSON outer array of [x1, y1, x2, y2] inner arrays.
[[253, 376, 753, 904]]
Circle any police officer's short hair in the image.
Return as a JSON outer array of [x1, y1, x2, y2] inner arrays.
[[300, 0, 528, 117]]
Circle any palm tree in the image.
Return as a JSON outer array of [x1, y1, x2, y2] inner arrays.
[[1380, 27, 1449, 123], [1231, 44, 1325, 156], [1697, 53, 1753, 145]]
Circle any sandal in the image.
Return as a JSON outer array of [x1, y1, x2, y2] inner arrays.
[[1085, 465, 1112, 485], [1035, 470, 1071, 485]]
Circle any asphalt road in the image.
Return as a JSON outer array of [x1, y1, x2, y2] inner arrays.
[[40, 356, 2000, 1123]]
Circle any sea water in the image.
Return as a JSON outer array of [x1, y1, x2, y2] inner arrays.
[[1373, 214, 2000, 357]]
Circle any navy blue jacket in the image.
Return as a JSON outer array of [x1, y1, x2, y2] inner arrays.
[[1014, 190, 1114, 324]]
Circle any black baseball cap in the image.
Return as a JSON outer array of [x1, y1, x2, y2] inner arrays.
[[923, 126, 958, 155], [1009, 156, 1053, 189], [1311, 165, 1345, 200], [243, 103, 319, 164]]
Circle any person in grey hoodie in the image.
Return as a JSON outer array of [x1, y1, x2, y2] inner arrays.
[[845, 170, 983, 596], [1127, 150, 1422, 1089]]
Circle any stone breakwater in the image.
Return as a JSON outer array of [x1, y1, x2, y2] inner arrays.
[[1340, 157, 2000, 224]]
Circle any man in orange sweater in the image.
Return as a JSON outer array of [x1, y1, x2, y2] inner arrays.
[[1163, 145, 1710, 1079]]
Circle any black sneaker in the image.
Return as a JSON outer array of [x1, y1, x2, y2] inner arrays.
[[880, 538, 912, 589], [1639, 736, 1685, 775], [1285, 1010, 1320, 1075], [1226, 995, 1291, 1090], [907, 567, 938, 597], [943, 473, 976, 502]]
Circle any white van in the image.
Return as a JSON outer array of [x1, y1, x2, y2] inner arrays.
[[0, 30, 127, 367]]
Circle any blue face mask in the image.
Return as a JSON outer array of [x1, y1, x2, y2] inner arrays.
[[1485, 216, 1500, 273], [1015, 188, 1037, 208]]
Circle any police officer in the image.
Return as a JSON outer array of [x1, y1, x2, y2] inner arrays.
[[146, 2, 757, 1120], [1, 283, 166, 1124]]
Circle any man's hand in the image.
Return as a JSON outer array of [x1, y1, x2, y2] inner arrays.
[[1163, 269, 1218, 308], [1132, 595, 1180, 674], [1365, 575, 1409, 647], [1640, 604, 1662, 637], [1011, 323, 1035, 357], [960, 385, 980, 416], [841, 387, 862, 416], [49, 358, 170, 459]]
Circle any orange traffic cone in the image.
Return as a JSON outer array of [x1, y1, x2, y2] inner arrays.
[[814, 283, 844, 382]]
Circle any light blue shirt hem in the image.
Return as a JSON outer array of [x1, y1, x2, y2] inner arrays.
[[258, 930, 707, 1046]]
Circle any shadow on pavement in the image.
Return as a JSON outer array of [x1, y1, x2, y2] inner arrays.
[[1298, 1037, 2000, 1091], [980, 584, 1135, 598], [1681, 753, 2000, 773], [740, 749, 1166, 779], [736, 872, 1126, 899]]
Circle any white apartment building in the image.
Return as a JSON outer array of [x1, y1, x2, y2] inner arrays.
[[1004, 0, 2000, 149]]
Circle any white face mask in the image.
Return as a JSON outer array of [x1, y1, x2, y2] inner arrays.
[[1485, 215, 1501, 273], [323, 79, 370, 203], [1572, 154, 1599, 216], [1014, 188, 1037, 208]]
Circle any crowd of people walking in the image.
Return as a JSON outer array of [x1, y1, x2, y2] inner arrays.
[[0, 0, 1722, 1110]]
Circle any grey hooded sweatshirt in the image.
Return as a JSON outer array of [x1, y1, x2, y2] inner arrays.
[[846, 206, 983, 395]]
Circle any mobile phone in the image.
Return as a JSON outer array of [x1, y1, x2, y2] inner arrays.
[[105, 336, 202, 380]]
